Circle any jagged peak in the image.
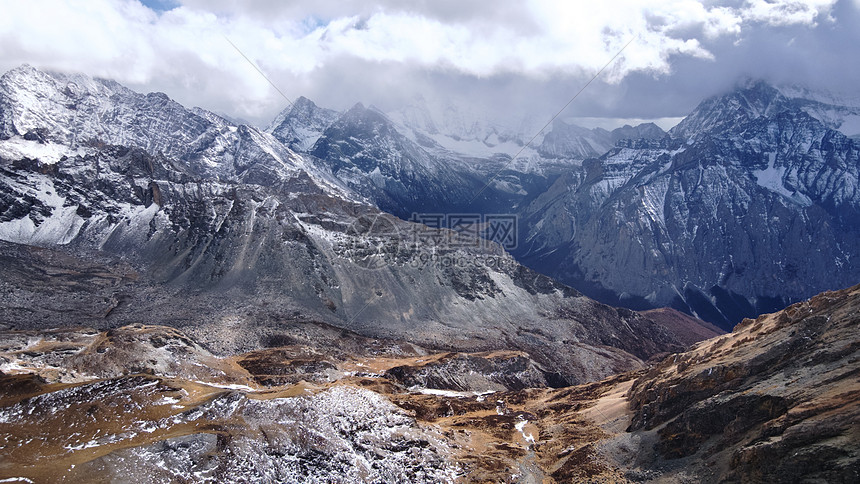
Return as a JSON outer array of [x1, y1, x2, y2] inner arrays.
[[670, 78, 792, 139], [671, 77, 860, 139], [293, 95, 314, 106], [265, 95, 340, 145], [338, 102, 395, 127]]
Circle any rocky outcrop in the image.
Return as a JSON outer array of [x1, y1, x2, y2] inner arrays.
[[624, 284, 860, 482], [383, 351, 569, 391], [0, 372, 458, 483]]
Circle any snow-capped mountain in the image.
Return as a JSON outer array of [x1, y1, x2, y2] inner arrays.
[[274, 94, 665, 220], [269, 94, 547, 214], [0, 65, 335, 189], [0, 65, 686, 385], [268, 79, 860, 329], [306, 102, 463, 215], [267, 95, 340, 152], [520, 80, 860, 328], [670, 78, 860, 140], [304, 102, 522, 216]]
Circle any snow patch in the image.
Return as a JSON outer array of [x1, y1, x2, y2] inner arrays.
[[752, 163, 812, 207], [0, 137, 86, 165], [515, 416, 535, 446], [192, 381, 256, 392], [412, 388, 496, 398]]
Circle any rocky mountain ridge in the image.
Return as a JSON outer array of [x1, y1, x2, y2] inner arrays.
[[519, 81, 860, 328]]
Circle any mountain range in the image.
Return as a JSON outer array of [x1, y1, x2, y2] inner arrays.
[[0, 65, 691, 385], [270, 77, 860, 330], [1, 64, 859, 482]]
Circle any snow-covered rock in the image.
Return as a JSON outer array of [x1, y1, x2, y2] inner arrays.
[[520, 81, 860, 329]]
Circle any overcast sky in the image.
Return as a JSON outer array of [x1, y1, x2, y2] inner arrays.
[[1, 0, 859, 130]]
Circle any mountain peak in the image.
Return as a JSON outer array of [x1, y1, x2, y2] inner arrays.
[[266, 95, 340, 152], [670, 78, 789, 139], [736, 76, 776, 91], [671, 78, 860, 139], [293, 95, 313, 106]]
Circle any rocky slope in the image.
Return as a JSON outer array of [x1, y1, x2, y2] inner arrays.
[[2, 283, 857, 483], [639, 307, 724, 347], [621, 283, 860, 482]]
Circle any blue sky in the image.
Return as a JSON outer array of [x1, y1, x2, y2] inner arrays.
[[139, 0, 178, 13]]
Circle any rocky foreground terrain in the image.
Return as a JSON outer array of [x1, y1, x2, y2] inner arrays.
[[2, 283, 857, 483]]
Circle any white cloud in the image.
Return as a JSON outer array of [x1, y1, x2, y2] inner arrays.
[[742, 0, 835, 25], [0, 0, 845, 125]]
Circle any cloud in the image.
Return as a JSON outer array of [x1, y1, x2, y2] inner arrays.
[[0, 0, 851, 127], [742, 0, 836, 25]]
